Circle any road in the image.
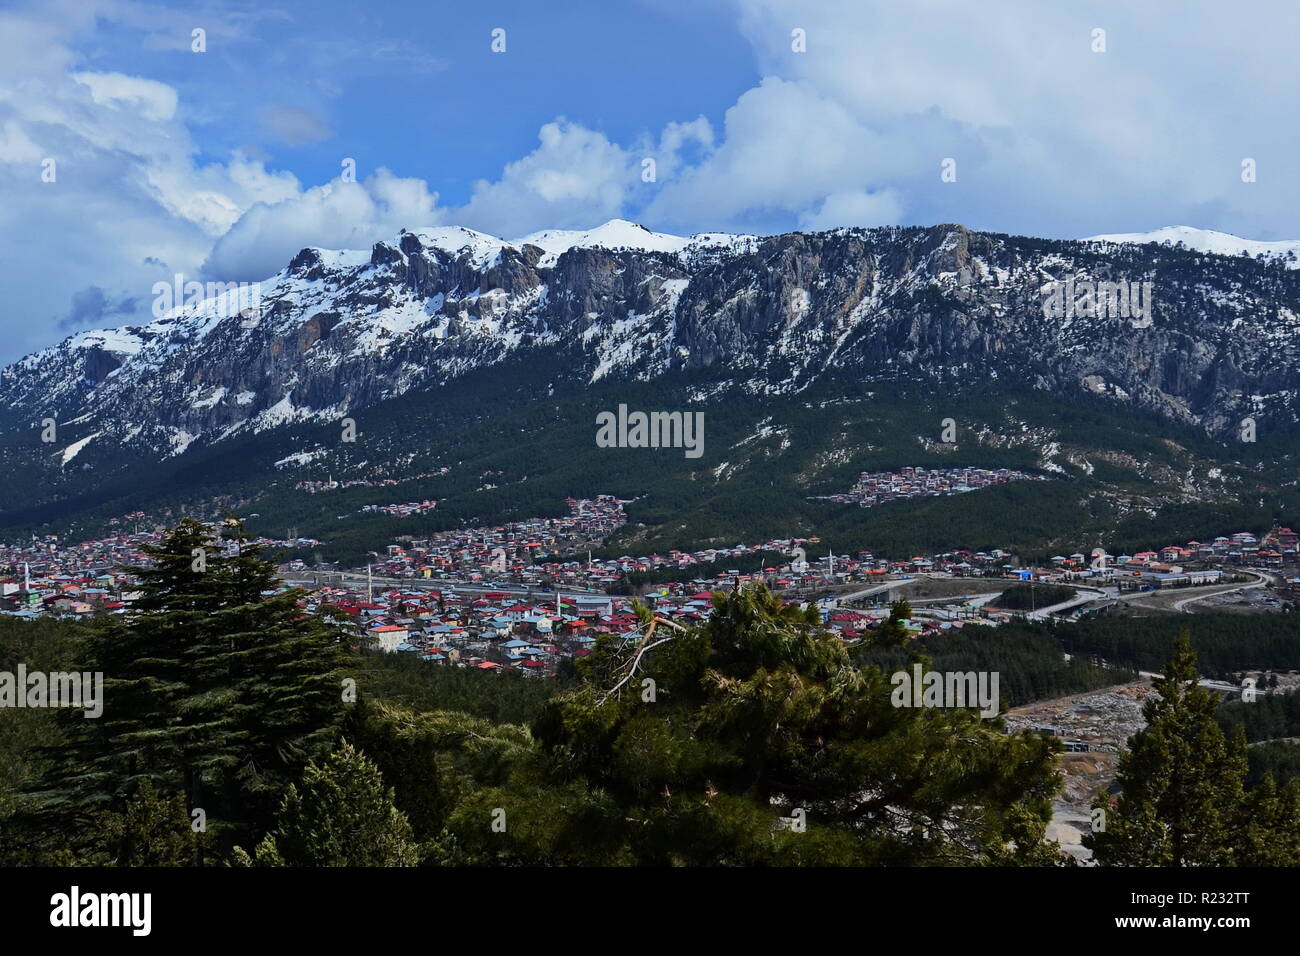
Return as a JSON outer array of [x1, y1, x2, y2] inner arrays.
[[1170, 569, 1271, 612], [1137, 670, 1249, 696], [817, 576, 1102, 620], [814, 578, 916, 609], [1023, 585, 1110, 620], [1110, 569, 1273, 614]]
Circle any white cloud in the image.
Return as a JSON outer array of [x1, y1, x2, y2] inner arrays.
[[0, 7, 307, 357], [0, 120, 42, 162], [799, 189, 904, 230], [203, 168, 445, 280], [205, 120, 646, 280], [644, 116, 715, 183], [645, 77, 908, 231], [724, 0, 1300, 238], [454, 120, 637, 237], [72, 71, 177, 122]]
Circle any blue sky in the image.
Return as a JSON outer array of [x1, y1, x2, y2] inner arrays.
[[3, 0, 1300, 359]]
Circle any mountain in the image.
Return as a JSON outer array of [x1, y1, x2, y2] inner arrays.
[[1085, 225, 1300, 265], [2, 220, 1299, 557]]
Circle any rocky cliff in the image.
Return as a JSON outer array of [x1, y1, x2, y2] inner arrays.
[[3, 220, 1299, 472]]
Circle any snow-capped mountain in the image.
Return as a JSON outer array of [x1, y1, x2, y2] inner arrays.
[[2, 219, 1300, 531], [1086, 225, 1300, 266]]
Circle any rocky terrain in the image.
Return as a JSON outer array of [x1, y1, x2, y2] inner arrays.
[[2, 219, 1298, 545]]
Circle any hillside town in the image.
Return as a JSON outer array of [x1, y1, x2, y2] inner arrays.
[[3, 497, 1297, 678], [360, 500, 439, 517], [293, 467, 451, 494], [812, 466, 1048, 506]]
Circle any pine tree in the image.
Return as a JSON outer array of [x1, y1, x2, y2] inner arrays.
[[456, 583, 1063, 865], [204, 520, 353, 826], [85, 778, 213, 866], [27, 519, 241, 822], [235, 740, 417, 866], [25, 517, 353, 852], [1087, 630, 1300, 866], [870, 598, 913, 648], [343, 698, 447, 841]]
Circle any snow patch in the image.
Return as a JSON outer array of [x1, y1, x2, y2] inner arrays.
[[1086, 225, 1300, 267], [60, 432, 101, 465]]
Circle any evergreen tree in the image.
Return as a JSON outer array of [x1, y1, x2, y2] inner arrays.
[[451, 584, 1063, 865], [26, 519, 240, 827], [85, 778, 213, 866], [343, 699, 447, 841], [870, 598, 913, 647], [25, 517, 352, 852], [1086, 631, 1300, 866], [235, 741, 417, 866], [206, 519, 354, 825]]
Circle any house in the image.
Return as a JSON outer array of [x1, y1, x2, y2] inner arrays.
[[573, 594, 613, 617], [368, 624, 409, 652]]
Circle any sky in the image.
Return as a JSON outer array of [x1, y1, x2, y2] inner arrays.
[[2, 0, 1300, 360]]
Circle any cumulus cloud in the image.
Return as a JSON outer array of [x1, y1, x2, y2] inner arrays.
[[205, 120, 651, 277], [455, 120, 637, 238], [0, 4, 306, 357], [0, 120, 44, 163], [72, 71, 177, 121], [725, 0, 1300, 238], [646, 77, 915, 232], [799, 189, 904, 231], [641, 116, 715, 184], [203, 168, 444, 280]]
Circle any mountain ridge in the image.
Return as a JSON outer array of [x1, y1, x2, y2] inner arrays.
[[2, 220, 1299, 551]]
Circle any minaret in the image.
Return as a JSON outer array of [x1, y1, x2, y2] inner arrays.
[[24, 562, 30, 592]]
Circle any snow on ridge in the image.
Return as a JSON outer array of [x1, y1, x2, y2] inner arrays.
[[21, 220, 745, 370], [515, 219, 694, 264], [167, 427, 198, 458], [1085, 225, 1300, 266], [304, 247, 371, 270], [407, 225, 512, 268], [66, 328, 147, 356], [685, 231, 758, 251]]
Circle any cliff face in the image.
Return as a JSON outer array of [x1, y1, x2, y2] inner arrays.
[[3, 221, 1299, 469]]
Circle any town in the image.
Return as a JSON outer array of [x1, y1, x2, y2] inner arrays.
[[293, 467, 451, 494], [3, 498, 1297, 680], [811, 466, 1048, 506]]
